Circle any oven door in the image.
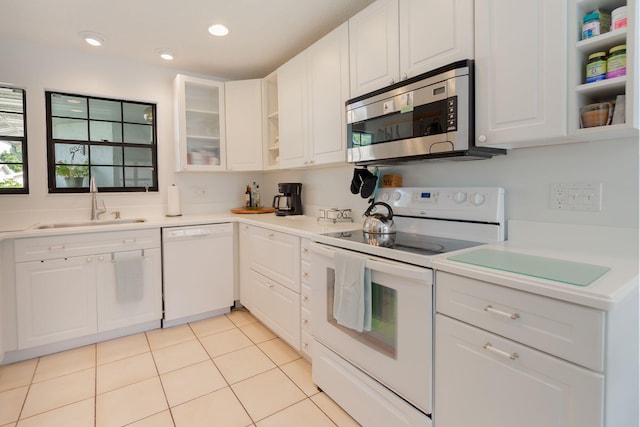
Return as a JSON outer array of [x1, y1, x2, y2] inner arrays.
[[310, 242, 433, 414]]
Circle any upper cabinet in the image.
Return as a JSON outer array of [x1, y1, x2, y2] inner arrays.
[[569, 0, 638, 140], [225, 79, 264, 171], [173, 74, 226, 172], [276, 22, 349, 169], [263, 72, 280, 169], [349, 0, 474, 98], [474, 0, 579, 148]]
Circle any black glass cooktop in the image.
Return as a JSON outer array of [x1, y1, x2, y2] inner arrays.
[[323, 230, 483, 256]]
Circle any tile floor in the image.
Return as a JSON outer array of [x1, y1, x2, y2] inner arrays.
[[0, 309, 360, 427]]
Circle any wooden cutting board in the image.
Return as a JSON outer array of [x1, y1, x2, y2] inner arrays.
[[230, 207, 276, 214]]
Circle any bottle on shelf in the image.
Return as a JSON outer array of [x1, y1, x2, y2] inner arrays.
[[245, 185, 252, 208], [254, 185, 261, 208]]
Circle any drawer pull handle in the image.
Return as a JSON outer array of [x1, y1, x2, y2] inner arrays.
[[265, 232, 274, 237], [303, 248, 309, 254], [49, 245, 65, 251], [302, 295, 309, 301], [303, 272, 309, 278], [302, 319, 308, 324], [484, 305, 520, 320], [483, 342, 519, 360], [122, 239, 136, 244], [266, 282, 275, 288]]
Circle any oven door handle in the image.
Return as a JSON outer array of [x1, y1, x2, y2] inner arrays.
[[311, 242, 431, 284]]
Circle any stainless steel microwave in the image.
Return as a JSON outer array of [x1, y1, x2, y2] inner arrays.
[[346, 60, 505, 165]]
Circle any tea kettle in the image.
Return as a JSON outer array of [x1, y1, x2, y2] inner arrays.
[[362, 202, 396, 235]]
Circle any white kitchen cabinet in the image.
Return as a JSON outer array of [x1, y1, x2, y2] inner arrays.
[[434, 269, 638, 427], [349, 0, 400, 97], [13, 229, 161, 351], [174, 74, 226, 171], [569, 0, 638, 140], [349, 0, 474, 98], [399, 0, 474, 80], [474, 0, 580, 148], [277, 22, 349, 168], [16, 256, 98, 349], [248, 270, 301, 349], [249, 226, 300, 292], [263, 71, 280, 169], [435, 314, 604, 427], [277, 51, 308, 168], [243, 225, 301, 350], [225, 79, 264, 171], [96, 249, 162, 332]]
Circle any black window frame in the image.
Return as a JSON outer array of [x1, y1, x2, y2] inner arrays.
[[45, 91, 158, 193], [0, 85, 29, 194]]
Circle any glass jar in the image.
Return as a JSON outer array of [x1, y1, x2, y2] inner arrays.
[[606, 45, 626, 78], [586, 51, 607, 83]]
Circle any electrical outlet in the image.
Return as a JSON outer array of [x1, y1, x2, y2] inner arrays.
[[191, 186, 206, 198], [549, 183, 602, 211]]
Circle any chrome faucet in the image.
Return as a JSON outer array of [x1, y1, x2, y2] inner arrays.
[[90, 176, 107, 220]]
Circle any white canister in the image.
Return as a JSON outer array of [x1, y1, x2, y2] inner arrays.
[[612, 6, 627, 30]]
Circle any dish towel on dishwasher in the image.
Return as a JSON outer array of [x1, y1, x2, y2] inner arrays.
[[333, 251, 371, 332], [113, 251, 145, 303]]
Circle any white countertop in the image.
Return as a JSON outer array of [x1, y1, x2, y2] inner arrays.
[[432, 220, 639, 310], [1, 215, 637, 311]]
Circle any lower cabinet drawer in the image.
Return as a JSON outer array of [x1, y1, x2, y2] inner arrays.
[[435, 271, 605, 371], [249, 270, 300, 350], [435, 314, 604, 427]]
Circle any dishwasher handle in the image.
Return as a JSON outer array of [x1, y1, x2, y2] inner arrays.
[[163, 223, 233, 240]]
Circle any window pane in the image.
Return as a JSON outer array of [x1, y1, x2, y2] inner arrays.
[[123, 123, 153, 144], [125, 167, 153, 187], [55, 167, 88, 188], [0, 87, 24, 113], [123, 103, 153, 124], [124, 147, 152, 166], [54, 143, 88, 164], [51, 94, 87, 118], [0, 112, 25, 137], [92, 166, 123, 187], [90, 121, 122, 142], [91, 145, 123, 165], [0, 140, 23, 162], [89, 99, 121, 121], [52, 118, 88, 140]]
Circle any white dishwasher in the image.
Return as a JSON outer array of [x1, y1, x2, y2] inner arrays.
[[162, 223, 234, 327]]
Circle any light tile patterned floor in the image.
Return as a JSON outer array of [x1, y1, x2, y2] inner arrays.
[[0, 309, 360, 427]]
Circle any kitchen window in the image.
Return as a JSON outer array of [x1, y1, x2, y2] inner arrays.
[[0, 85, 29, 194], [45, 91, 158, 193]]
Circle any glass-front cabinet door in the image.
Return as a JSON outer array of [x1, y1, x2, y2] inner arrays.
[[174, 74, 226, 171]]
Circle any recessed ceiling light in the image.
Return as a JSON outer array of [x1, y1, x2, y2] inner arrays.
[[208, 24, 229, 37], [80, 31, 104, 47], [157, 50, 175, 61]]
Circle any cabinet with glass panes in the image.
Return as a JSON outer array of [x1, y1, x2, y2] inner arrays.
[[173, 74, 226, 171]]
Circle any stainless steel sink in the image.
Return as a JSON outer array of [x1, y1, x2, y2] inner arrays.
[[35, 218, 147, 229]]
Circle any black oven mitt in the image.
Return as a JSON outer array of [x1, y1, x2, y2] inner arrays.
[[360, 171, 378, 198], [350, 168, 368, 194]]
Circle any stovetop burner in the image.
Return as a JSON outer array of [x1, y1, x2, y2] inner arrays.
[[323, 230, 483, 256]]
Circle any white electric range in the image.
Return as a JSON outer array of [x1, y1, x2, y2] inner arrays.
[[309, 187, 505, 427]]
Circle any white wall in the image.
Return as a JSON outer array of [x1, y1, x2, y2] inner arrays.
[[1, 38, 638, 235], [0, 39, 262, 228]]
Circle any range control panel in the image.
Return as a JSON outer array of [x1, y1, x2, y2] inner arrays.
[[376, 187, 505, 223]]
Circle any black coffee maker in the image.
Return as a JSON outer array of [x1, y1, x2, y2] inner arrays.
[[272, 183, 303, 216]]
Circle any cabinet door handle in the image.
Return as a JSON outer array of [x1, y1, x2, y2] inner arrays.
[[302, 295, 309, 301], [484, 305, 520, 320], [302, 319, 309, 325], [483, 342, 519, 360], [266, 282, 275, 288], [302, 248, 309, 255], [85, 257, 93, 263], [265, 232, 274, 237], [302, 272, 309, 278], [478, 134, 487, 143]]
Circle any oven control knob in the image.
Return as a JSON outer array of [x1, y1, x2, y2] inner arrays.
[[392, 191, 401, 201], [380, 193, 390, 202], [470, 192, 486, 206], [453, 191, 467, 204]]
